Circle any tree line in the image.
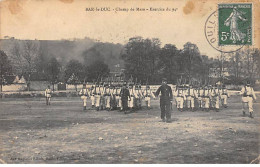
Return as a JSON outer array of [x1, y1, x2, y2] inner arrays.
[[0, 37, 259, 92]]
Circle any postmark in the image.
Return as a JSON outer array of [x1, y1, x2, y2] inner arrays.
[[204, 3, 253, 53]]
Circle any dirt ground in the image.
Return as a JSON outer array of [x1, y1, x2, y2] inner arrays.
[[0, 96, 259, 164]]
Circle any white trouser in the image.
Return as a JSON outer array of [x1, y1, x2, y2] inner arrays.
[[176, 97, 184, 109], [105, 96, 111, 108], [128, 96, 135, 108], [213, 96, 220, 109], [95, 95, 101, 107], [145, 96, 151, 107], [221, 95, 228, 105], [197, 97, 202, 107], [203, 97, 210, 109], [91, 95, 95, 106], [242, 96, 254, 113], [81, 96, 87, 107], [186, 96, 194, 108]]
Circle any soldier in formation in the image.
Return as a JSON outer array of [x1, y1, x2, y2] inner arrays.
[[79, 83, 89, 111]]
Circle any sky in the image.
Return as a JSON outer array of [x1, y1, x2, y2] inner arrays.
[[1, 0, 259, 58]]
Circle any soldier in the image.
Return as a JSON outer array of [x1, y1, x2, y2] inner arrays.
[[155, 78, 173, 123], [120, 83, 130, 113], [79, 83, 89, 111], [210, 85, 220, 112], [128, 84, 137, 112], [174, 85, 186, 112], [136, 85, 143, 110], [115, 84, 122, 110], [186, 85, 197, 112], [45, 85, 52, 105], [220, 85, 229, 108], [143, 85, 155, 109], [196, 86, 203, 109], [95, 84, 102, 111], [100, 83, 105, 110], [239, 81, 257, 118], [202, 86, 211, 112], [104, 84, 111, 111], [90, 85, 95, 108]]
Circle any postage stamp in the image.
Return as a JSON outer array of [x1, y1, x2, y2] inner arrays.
[[218, 3, 252, 45]]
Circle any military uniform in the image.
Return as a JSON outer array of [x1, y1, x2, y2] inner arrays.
[[202, 86, 211, 111], [79, 84, 89, 110], [143, 85, 155, 109], [120, 84, 130, 113], [155, 78, 173, 123], [174, 86, 186, 112], [185, 86, 197, 111], [129, 86, 137, 110], [95, 85, 102, 111], [240, 83, 257, 118], [90, 86, 95, 108], [220, 85, 229, 108], [210, 86, 220, 112], [45, 86, 52, 105], [115, 85, 122, 110], [104, 85, 112, 110], [196, 87, 203, 109]]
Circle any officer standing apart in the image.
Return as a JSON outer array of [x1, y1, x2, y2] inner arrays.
[[239, 81, 257, 118], [155, 78, 173, 123], [45, 85, 52, 105]]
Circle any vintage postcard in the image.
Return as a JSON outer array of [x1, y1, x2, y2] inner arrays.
[[0, 0, 259, 164]]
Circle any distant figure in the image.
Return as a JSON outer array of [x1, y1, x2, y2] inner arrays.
[[155, 78, 173, 123], [220, 85, 229, 108], [120, 84, 130, 113], [45, 85, 52, 105], [143, 85, 155, 109], [239, 81, 257, 118]]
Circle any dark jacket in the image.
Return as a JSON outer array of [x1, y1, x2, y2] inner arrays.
[[155, 84, 173, 101]]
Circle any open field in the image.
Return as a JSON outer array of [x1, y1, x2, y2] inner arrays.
[[0, 96, 259, 164]]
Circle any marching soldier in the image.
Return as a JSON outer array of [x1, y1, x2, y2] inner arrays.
[[45, 85, 52, 105], [220, 85, 229, 108], [155, 78, 173, 123], [185, 85, 197, 112], [174, 85, 186, 112], [100, 83, 105, 110], [136, 85, 143, 110], [120, 83, 130, 113], [79, 83, 89, 111], [202, 86, 211, 112], [143, 85, 155, 109], [95, 84, 102, 111], [210, 85, 220, 112], [239, 81, 257, 118], [104, 84, 112, 111], [90, 85, 95, 108], [128, 84, 137, 112], [196, 86, 203, 109], [115, 84, 122, 110]]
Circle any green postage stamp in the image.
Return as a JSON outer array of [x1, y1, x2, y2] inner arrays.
[[218, 4, 252, 45]]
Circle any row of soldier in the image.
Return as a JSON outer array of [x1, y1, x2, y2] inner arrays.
[[78, 83, 155, 113], [174, 84, 229, 112], [77, 82, 230, 113]]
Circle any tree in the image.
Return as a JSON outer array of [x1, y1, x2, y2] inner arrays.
[[158, 44, 179, 84], [64, 60, 84, 84], [85, 60, 110, 82], [9, 40, 39, 91], [0, 50, 12, 93], [45, 57, 61, 91], [122, 37, 161, 84]]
